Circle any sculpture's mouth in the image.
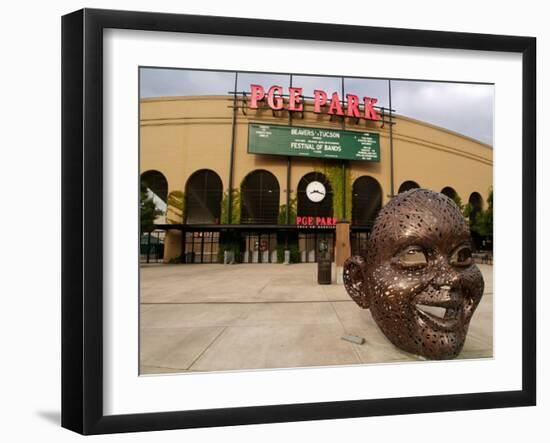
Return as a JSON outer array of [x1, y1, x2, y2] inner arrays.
[[415, 286, 465, 332]]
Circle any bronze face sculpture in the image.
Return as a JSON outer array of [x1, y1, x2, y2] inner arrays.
[[343, 189, 484, 360]]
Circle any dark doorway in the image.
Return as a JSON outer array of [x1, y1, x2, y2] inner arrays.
[[185, 170, 223, 224], [398, 180, 420, 193], [441, 186, 458, 200], [468, 192, 483, 224], [352, 176, 382, 227], [468, 192, 484, 251], [240, 170, 280, 224], [141, 170, 168, 203]]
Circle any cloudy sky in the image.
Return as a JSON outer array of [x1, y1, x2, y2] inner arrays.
[[140, 68, 494, 145]]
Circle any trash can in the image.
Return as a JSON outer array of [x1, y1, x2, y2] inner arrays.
[[317, 240, 331, 284], [317, 257, 332, 284]]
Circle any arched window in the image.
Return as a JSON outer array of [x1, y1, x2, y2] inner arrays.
[[441, 186, 458, 200], [398, 180, 420, 193], [240, 170, 280, 224], [185, 169, 223, 224], [352, 176, 382, 226], [297, 172, 333, 218], [141, 170, 168, 204], [468, 192, 483, 224]]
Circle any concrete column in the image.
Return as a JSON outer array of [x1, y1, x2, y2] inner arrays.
[[163, 230, 182, 263], [334, 221, 351, 284]]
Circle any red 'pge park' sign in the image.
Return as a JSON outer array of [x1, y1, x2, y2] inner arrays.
[[248, 84, 380, 121], [296, 216, 337, 228]]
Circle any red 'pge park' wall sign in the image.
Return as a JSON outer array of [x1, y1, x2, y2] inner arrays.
[[248, 84, 380, 121], [296, 216, 337, 228]]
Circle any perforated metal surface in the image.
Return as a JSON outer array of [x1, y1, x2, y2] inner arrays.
[[344, 189, 484, 360]]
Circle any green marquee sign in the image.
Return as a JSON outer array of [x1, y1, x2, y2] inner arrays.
[[247, 123, 380, 162]]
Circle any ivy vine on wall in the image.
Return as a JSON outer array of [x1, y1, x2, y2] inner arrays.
[[316, 163, 353, 221], [278, 195, 297, 224], [220, 189, 241, 224]]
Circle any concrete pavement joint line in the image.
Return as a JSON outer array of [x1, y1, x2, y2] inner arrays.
[[186, 326, 229, 371], [328, 301, 363, 364], [256, 278, 275, 295]]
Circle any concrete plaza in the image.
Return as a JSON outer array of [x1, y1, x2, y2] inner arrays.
[[140, 263, 493, 374]]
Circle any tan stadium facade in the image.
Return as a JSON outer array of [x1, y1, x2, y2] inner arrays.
[[140, 94, 492, 266]]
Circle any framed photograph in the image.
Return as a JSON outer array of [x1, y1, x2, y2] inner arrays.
[[61, 8, 536, 435]]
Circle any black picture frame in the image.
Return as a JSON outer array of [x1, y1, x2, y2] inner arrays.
[[61, 8, 536, 435]]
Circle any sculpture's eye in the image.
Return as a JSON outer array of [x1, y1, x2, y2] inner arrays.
[[395, 246, 428, 269], [450, 245, 473, 267]]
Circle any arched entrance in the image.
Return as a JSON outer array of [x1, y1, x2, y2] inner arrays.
[[441, 187, 463, 212], [468, 192, 483, 224], [240, 170, 280, 263], [441, 186, 458, 200], [140, 170, 168, 263], [351, 176, 382, 257], [185, 169, 223, 224], [468, 191, 484, 251], [352, 176, 382, 226], [398, 180, 420, 193], [183, 169, 223, 264], [141, 170, 168, 204], [240, 170, 280, 224]]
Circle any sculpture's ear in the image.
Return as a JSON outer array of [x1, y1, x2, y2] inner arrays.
[[343, 255, 370, 309]]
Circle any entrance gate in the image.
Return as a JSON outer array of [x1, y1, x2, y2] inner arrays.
[[140, 230, 166, 263], [351, 231, 369, 257], [184, 231, 220, 263], [242, 232, 277, 263]]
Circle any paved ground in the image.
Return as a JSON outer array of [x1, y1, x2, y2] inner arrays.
[[140, 263, 493, 374]]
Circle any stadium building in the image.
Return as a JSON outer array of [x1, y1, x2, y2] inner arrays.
[[140, 81, 492, 268]]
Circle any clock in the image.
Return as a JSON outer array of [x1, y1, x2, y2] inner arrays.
[[306, 181, 326, 203]]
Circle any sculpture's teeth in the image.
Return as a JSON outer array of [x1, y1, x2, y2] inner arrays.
[[416, 304, 446, 319], [415, 304, 461, 332]]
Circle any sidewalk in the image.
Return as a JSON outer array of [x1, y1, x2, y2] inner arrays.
[[140, 263, 493, 374]]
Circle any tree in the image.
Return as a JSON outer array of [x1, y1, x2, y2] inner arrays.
[[140, 183, 163, 234], [451, 193, 464, 212], [278, 196, 297, 225], [466, 188, 493, 237], [220, 189, 241, 224]]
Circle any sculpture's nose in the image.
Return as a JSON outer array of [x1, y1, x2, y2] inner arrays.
[[432, 257, 461, 288]]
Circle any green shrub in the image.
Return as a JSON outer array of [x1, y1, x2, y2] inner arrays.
[[276, 238, 300, 263]]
